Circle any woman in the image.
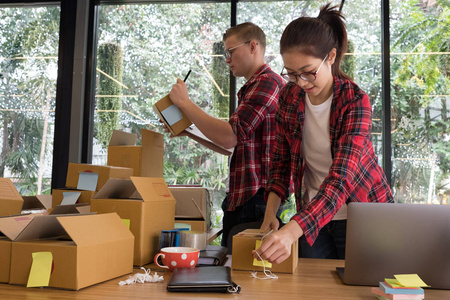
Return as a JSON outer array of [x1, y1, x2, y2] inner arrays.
[[254, 4, 394, 263]]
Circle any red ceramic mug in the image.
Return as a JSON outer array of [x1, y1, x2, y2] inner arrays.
[[154, 247, 200, 271]]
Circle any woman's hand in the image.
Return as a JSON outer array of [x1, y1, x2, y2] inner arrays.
[[253, 220, 303, 264]]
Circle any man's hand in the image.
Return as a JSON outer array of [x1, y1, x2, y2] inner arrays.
[[169, 79, 191, 110]]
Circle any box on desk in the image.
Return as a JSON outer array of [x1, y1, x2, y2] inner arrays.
[[91, 177, 175, 266], [107, 129, 164, 177], [170, 185, 212, 231], [153, 94, 192, 136], [231, 229, 298, 274], [9, 213, 134, 290], [0, 214, 36, 283], [0, 178, 24, 217], [65, 163, 134, 191]]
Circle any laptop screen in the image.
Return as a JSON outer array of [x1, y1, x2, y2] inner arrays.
[[342, 202, 450, 290]]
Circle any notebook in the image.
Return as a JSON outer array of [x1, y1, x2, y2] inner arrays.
[[337, 202, 450, 289]]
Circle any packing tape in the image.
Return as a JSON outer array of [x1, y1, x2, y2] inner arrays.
[[178, 230, 207, 250]]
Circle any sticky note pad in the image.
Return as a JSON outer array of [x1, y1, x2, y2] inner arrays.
[[253, 240, 272, 268], [395, 274, 430, 287], [161, 105, 183, 126], [27, 252, 53, 287], [122, 219, 130, 229], [61, 191, 81, 205], [77, 172, 98, 191]]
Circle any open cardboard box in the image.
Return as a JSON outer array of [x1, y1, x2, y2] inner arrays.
[[0, 214, 36, 283], [170, 185, 212, 231], [153, 94, 192, 136], [91, 177, 175, 266], [21, 195, 52, 214], [107, 129, 164, 177], [9, 213, 134, 290], [51, 188, 96, 208], [0, 178, 24, 217], [65, 163, 134, 191], [232, 229, 298, 274]]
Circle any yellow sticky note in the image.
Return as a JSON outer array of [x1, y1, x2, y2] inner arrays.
[[122, 219, 130, 229], [253, 240, 272, 268], [385, 278, 404, 288], [27, 252, 53, 288], [394, 274, 430, 287]]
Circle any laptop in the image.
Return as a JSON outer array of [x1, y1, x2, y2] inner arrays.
[[337, 202, 450, 289]]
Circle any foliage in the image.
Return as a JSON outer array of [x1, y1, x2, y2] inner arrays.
[[96, 42, 123, 149]]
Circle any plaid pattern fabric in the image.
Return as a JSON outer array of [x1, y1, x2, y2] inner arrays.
[[226, 64, 285, 211], [266, 76, 394, 245]]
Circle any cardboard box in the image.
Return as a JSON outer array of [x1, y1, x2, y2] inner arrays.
[[49, 203, 91, 215], [9, 213, 134, 290], [153, 94, 192, 136], [0, 214, 36, 283], [65, 163, 133, 191], [175, 219, 207, 232], [0, 178, 23, 217], [91, 177, 176, 266], [107, 129, 164, 177], [21, 195, 52, 213], [231, 229, 298, 274], [51, 189, 96, 208], [170, 185, 212, 231]]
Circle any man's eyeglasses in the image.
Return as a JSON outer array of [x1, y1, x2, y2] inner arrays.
[[224, 41, 251, 60], [280, 54, 329, 82]]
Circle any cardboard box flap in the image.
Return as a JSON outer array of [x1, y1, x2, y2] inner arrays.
[[22, 195, 52, 210], [57, 213, 133, 246], [0, 214, 35, 241], [130, 177, 174, 202], [50, 203, 92, 215], [0, 178, 22, 200], [93, 178, 142, 200], [109, 130, 137, 146], [14, 214, 71, 242]]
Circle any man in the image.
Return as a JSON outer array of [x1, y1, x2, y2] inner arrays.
[[169, 22, 284, 248]]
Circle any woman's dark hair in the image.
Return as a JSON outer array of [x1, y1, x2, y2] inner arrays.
[[280, 3, 351, 80]]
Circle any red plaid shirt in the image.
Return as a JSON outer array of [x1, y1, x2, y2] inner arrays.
[[226, 64, 285, 211], [266, 77, 394, 245]]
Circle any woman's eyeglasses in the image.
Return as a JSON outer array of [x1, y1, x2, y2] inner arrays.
[[280, 54, 329, 82]]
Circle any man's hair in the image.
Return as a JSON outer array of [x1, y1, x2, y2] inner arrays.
[[223, 22, 266, 52]]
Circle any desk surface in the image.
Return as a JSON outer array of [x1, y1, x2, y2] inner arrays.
[[1, 258, 449, 299]]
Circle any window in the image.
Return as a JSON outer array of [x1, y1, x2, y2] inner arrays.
[[94, 3, 231, 227], [390, 0, 449, 204], [0, 5, 60, 195]]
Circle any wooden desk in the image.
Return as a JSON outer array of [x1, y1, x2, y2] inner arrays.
[[1, 259, 449, 299]]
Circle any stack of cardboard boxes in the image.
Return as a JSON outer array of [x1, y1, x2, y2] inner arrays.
[[0, 128, 219, 289]]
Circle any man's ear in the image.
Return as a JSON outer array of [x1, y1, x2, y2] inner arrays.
[[250, 40, 258, 53]]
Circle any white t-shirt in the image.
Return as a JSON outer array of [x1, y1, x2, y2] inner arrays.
[[301, 94, 347, 220]]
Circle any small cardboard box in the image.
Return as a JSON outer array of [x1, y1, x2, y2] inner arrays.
[[231, 229, 298, 274], [91, 177, 176, 266], [0, 214, 36, 283], [153, 94, 192, 136], [65, 163, 134, 191], [107, 129, 164, 177], [170, 185, 212, 231], [51, 189, 96, 208], [0, 178, 23, 217], [9, 213, 134, 290]]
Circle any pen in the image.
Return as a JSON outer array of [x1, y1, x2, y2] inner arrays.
[[183, 69, 191, 82]]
